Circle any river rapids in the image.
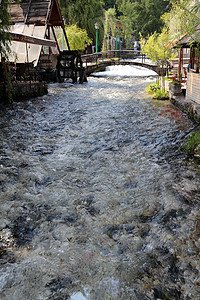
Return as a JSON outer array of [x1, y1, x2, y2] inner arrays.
[[0, 65, 200, 300]]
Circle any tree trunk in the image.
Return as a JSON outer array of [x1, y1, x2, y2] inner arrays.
[[161, 64, 165, 91]]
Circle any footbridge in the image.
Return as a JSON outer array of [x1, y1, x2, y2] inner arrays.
[[81, 50, 164, 76]]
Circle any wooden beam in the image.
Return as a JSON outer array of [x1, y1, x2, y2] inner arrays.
[[10, 31, 57, 47], [51, 25, 60, 53], [42, 47, 45, 54], [52, 0, 70, 50], [24, 0, 32, 24], [61, 24, 70, 50], [47, 26, 52, 54]]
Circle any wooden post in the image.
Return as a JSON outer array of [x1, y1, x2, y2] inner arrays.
[[26, 43, 29, 63], [24, 0, 32, 24], [178, 48, 183, 81], [47, 26, 52, 54], [51, 26, 60, 53], [62, 25, 70, 50]]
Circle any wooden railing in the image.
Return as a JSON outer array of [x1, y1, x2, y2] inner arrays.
[[81, 50, 147, 67]]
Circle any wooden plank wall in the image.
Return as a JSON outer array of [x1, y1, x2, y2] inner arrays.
[[10, 0, 51, 24], [186, 72, 200, 105]]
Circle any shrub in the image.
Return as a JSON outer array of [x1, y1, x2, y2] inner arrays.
[[146, 82, 169, 100], [171, 80, 181, 85], [146, 83, 160, 94], [153, 89, 169, 100], [182, 131, 200, 156]]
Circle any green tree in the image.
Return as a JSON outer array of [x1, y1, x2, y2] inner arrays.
[[141, 28, 176, 89], [58, 24, 92, 50], [103, 0, 117, 10], [142, 0, 169, 36], [141, 29, 176, 65], [0, 0, 12, 59], [163, 0, 200, 73], [103, 0, 120, 16], [103, 8, 117, 50], [59, 0, 104, 48], [163, 0, 200, 43], [117, 0, 169, 41]]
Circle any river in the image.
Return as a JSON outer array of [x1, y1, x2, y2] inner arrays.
[[0, 65, 200, 300]]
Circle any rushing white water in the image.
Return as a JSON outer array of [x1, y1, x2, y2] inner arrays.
[[0, 66, 200, 300], [92, 65, 157, 77]]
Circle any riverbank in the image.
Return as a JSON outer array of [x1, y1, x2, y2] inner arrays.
[[169, 71, 200, 122], [0, 81, 48, 103], [170, 93, 200, 157], [171, 94, 200, 122]]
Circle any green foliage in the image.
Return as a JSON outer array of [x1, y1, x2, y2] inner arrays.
[[171, 80, 181, 86], [6, 71, 13, 103], [146, 82, 169, 100], [0, 0, 12, 59], [58, 24, 92, 50], [140, 28, 176, 66], [1, 62, 13, 102], [103, 8, 117, 51], [164, 76, 172, 81], [103, 0, 119, 12], [116, 0, 169, 41], [59, 0, 170, 50], [163, 0, 200, 45], [0, 0, 14, 103], [58, 0, 104, 47], [153, 88, 169, 100], [146, 83, 160, 94], [182, 131, 200, 156]]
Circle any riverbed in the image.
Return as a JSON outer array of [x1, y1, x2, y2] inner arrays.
[[0, 65, 200, 299]]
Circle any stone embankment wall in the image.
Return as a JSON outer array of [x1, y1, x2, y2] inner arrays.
[[0, 81, 48, 103]]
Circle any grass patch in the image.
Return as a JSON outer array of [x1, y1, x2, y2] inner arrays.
[[182, 130, 200, 156]]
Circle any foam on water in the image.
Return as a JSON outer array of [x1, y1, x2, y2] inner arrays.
[[92, 65, 157, 77], [0, 76, 199, 300]]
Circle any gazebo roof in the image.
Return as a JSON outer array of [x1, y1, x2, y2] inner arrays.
[[177, 25, 200, 48], [9, 0, 64, 26]]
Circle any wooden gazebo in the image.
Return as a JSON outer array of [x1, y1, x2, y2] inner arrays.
[[178, 25, 200, 73], [8, 0, 70, 66], [176, 25, 200, 104]]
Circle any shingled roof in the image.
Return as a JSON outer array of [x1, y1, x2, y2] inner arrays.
[[9, 0, 63, 26]]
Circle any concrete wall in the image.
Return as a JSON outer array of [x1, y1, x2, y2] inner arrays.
[[186, 72, 200, 105]]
